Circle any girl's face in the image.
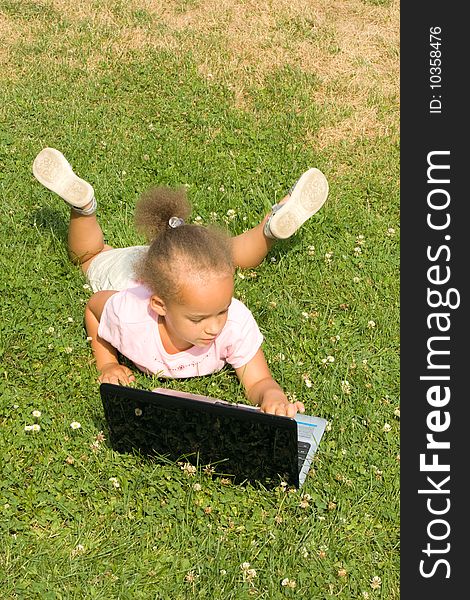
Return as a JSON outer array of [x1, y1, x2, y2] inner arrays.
[[151, 274, 234, 351]]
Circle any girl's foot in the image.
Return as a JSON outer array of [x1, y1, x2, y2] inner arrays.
[[264, 168, 329, 239], [32, 147, 96, 214]]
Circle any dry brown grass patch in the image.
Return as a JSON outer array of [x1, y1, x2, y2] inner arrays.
[[0, 12, 36, 81], [3, 0, 399, 147], [135, 0, 400, 145]]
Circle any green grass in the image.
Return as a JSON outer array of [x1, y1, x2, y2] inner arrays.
[[1, 1, 399, 597]]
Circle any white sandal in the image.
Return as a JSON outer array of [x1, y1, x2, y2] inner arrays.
[[32, 147, 95, 212], [264, 168, 329, 239]]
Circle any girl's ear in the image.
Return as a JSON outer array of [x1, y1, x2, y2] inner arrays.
[[150, 295, 167, 316]]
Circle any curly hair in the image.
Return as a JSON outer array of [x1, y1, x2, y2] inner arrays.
[[133, 186, 234, 301]]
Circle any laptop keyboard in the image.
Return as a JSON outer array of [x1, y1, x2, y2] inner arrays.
[[297, 440, 312, 472]]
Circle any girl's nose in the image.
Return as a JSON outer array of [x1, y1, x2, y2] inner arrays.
[[205, 317, 223, 335]]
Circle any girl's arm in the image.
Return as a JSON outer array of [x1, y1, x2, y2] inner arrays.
[[235, 348, 305, 417], [85, 291, 136, 385]]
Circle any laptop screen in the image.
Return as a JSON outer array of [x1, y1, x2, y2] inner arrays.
[[100, 384, 300, 487]]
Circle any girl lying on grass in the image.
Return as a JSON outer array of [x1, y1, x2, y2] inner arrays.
[[32, 148, 328, 417]]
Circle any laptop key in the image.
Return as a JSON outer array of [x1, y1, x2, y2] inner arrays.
[[297, 441, 312, 471], [298, 440, 311, 458]]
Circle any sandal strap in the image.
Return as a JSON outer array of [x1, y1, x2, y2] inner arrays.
[[72, 196, 97, 216]]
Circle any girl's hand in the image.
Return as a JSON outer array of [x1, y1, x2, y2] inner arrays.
[[260, 392, 305, 417], [99, 362, 135, 385], [236, 349, 306, 417]]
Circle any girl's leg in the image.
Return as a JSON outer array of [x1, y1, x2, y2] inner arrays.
[[67, 209, 112, 273], [231, 167, 329, 269], [32, 147, 112, 274], [231, 209, 278, 270]]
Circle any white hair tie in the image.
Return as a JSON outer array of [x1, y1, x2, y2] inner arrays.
[[168, 217, 184, 228]]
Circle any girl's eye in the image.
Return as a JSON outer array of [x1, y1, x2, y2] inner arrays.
[[189, 318, 203, 323]]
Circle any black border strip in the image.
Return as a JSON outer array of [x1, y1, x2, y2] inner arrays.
[[401, 4, 466, 596]]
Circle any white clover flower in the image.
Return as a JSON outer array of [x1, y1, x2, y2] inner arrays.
[[383, 423, 392, 432], [70, 421, 81, 430], [354, 246, 362, 255], [135, 408, 143, 416], [31, 424, 41, 432], [86, 336, 93, 342], [83, 284, 91, 290], [32, 410, 41, 418], [353, 276, 361, 283], [64, 347, 73, 354], [240, 562, 251, 570], [301, 312, 309, 319], [47, 326, 55, 334], [367, 320, 376, 328], [24, 425, 34, 432], [109, 477, 120, 488], [308, 245, 315, 255], [370, 575, 382, 589], [394, 407, 400, 418], [220, 569, 227, 575], [246, 568, 256, 579], [281, 578, 297, 588], [67, 317, 74, 323], [70, 543, 86, 558], [193, 483, 202, 491], [341, 380, 351, 395], [237, 272, 245, 279], [302, 374, 312, 388], [327, 355, 335, 363], [181, 462, 196, 476], [184, 571, 198, 583], [387, 227, 396, 236]]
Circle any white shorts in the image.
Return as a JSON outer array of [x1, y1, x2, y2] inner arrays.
[[86, 246, 149, 292]]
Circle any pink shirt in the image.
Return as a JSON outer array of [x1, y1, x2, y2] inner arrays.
[[98, 285, 263, 378]]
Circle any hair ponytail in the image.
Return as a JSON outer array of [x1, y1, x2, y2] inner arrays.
[[134, 186, 191, 242], [134, 185, 234, 301]]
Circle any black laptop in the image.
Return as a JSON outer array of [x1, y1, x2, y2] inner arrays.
[[100, 383, 327, 488]]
